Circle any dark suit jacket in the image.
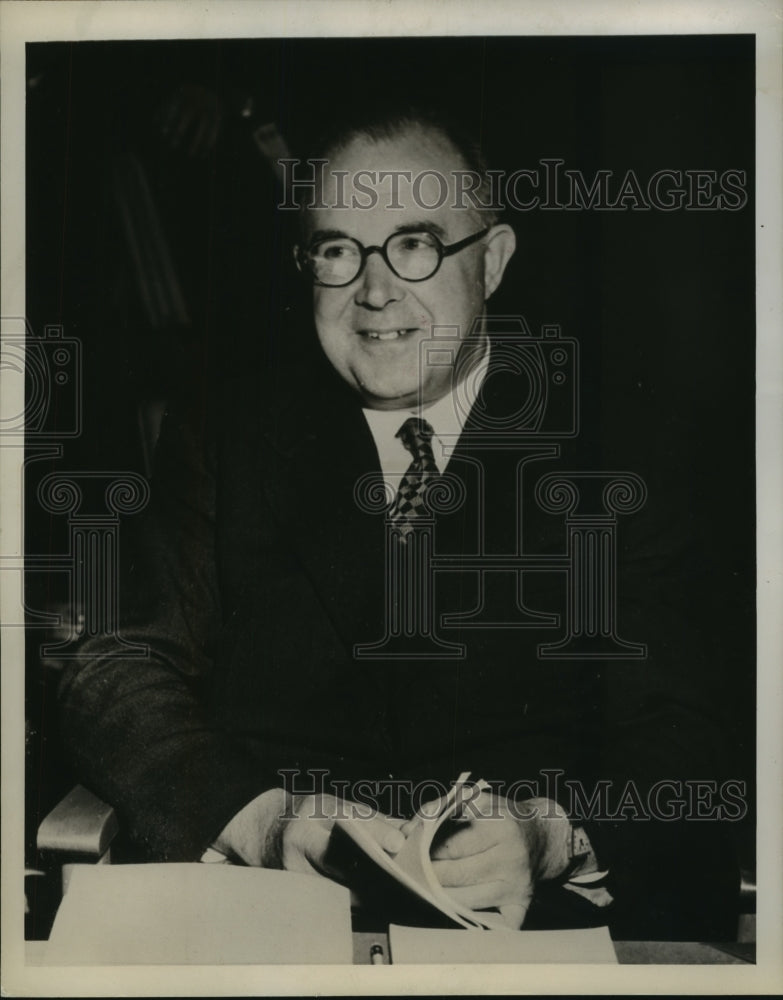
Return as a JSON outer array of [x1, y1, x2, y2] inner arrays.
[[59, 333, 739, 939]]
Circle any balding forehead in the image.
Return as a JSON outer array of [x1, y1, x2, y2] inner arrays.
[[327, 123, 469, 173], [301, 133, 475, 229], [294, 120, 497, 237]]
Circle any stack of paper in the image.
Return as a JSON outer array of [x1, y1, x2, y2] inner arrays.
[[45, 863, 353, 965]]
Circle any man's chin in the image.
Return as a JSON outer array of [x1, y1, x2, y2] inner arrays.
[[356, 376, 456, 411], [356, 381, 423, 410], [346, 358, 451, 409], [348, 365, 419, 406]]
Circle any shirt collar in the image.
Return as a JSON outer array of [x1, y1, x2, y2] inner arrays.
[[362, 339, 491, 475]]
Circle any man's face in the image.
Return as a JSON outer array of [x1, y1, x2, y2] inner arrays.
[[302, 127, 515, 410]]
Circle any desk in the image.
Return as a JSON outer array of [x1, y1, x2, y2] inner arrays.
[[350, 933, 755, 965], [26, 936, 755, 966]]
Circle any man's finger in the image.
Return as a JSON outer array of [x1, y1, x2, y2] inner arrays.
[[442, 879, 511, 910], [399, 815, 422, 837], [444, 882, 533, 927], [430, 822, 497, 860], [431, 855, 482, 888], [341, 807, 407, 853], [283, 822, 332, 876], [432, 847, 526, 888], [370, 818, 405, 854], [499, 899, 531, 930], [378, 814, 407, 829]]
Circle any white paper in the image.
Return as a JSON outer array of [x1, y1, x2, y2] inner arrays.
[[45, 864, 353, 965], [388, 923, 618, 964]]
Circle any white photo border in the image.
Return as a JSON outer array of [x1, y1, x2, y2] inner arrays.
[[2, 1, 781, 995]]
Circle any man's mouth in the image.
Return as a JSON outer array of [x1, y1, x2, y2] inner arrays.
[[360, 328, 418, 341]]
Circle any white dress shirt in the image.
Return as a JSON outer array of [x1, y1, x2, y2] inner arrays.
[[362, 343, 491, 494]]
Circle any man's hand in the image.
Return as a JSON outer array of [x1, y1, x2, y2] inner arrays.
[[213, 789, 405, 882], [403, 793, 572, 929], [276, 793, 407, 880]]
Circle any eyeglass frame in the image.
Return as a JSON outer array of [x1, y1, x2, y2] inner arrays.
[[295, 226, 491, 287]]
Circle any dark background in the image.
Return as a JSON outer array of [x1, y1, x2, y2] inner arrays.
[[24, 35, 755, 919]]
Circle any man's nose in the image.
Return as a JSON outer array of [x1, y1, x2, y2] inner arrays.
[[354, 251, 404, 310]]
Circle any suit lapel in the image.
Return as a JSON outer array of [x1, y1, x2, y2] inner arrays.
[[260, 359, 388, 652]]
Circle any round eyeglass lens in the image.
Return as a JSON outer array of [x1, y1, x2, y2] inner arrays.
[[311, 238, 363, 285], [387, 232, 441, 280]]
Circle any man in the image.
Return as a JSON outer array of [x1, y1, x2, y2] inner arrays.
[[59, 108, 738, 938]]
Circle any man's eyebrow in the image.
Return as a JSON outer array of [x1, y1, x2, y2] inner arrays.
[[308, 228, 349, 243], [306, 221, 449, 246], [392, 221, 448, 240]]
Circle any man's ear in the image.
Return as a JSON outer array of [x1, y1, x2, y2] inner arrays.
[[483, 224, 517, 299]]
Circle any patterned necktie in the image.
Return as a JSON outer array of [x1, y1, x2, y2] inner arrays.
[[389, 417, 441, 538]]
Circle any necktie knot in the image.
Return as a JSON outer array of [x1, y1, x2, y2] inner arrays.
[[396, 417, 437, 471]]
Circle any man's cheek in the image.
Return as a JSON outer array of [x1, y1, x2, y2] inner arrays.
[[313, 290, 345, 325]]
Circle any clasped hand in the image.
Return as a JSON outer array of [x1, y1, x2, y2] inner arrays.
[[218, 789, 571, 929]]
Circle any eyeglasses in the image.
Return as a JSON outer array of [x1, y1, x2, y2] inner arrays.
[[295, 227, 490, 287]]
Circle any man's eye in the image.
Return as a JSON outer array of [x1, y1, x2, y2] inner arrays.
[[398, 234, 437, 252], [317, 241, 358, 260]]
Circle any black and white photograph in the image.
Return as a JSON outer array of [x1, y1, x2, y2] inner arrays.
[[2, 1, 781, 995]]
